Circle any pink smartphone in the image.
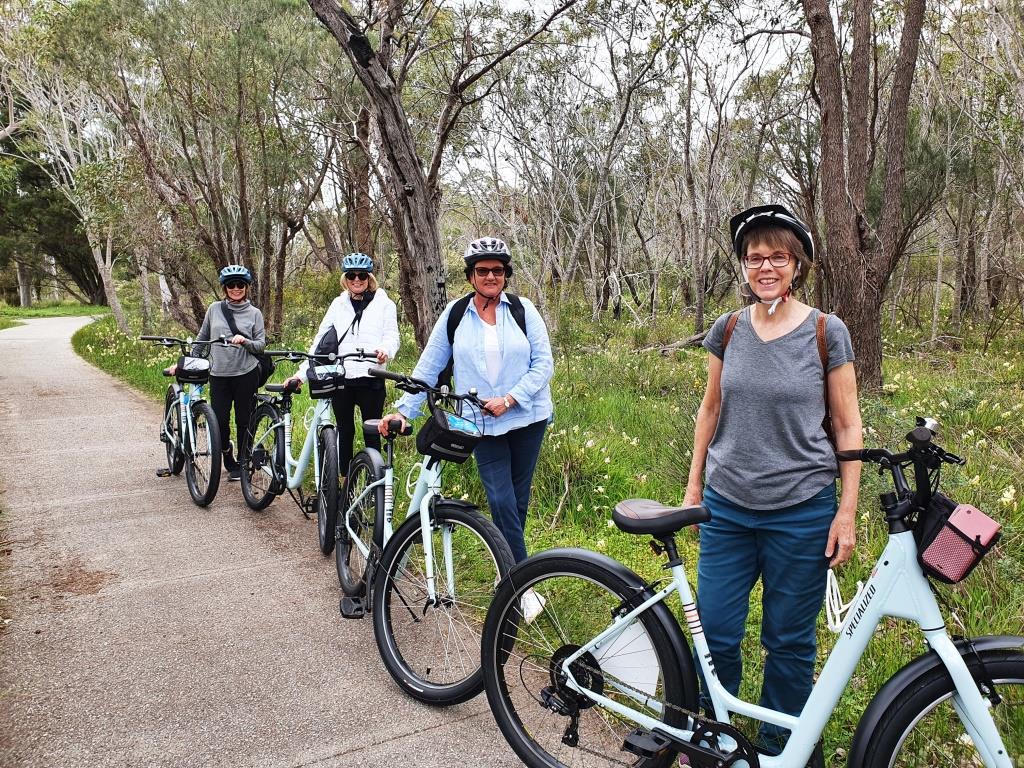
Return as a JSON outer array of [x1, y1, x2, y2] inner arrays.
[[921, 504, 1001, 582]]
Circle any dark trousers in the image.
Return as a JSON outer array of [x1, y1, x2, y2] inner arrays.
[[331, 384, 386, 475], [695, 483, 835, 754], [209, 368, 260, 458], [473, 419, 548, 563]]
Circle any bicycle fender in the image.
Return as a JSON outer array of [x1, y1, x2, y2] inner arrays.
[[429, 496, 479, 515], [848, 634, 1024, 766], [507, 547, 699, 710], [353, 447, 385, 476]]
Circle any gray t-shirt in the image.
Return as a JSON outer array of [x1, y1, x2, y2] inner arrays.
[[195, 300, 266, 377], [702, 307, 855, 510]]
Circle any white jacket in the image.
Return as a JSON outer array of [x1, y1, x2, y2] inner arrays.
[[297, 289, 400, 381]]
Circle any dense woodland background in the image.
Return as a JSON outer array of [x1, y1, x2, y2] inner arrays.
[[3, 0, 1023, 391]]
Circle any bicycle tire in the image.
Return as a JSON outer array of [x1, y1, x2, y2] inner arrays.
[[857, 648, 1024, 768], [372, 502, 514, 706], [163, 386, 184, 475], [336, 450, 384, 597], [316, 426, 339, 556], [481, 553, 693, 768], [240, 403, 283, 511], [184, 401, 221, 507]]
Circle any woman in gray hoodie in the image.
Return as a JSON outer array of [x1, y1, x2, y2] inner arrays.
[[193, 264, 267, 481]]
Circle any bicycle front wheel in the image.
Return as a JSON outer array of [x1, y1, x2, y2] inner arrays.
[[240, 403, 283, 511], [336, 450, 384, 596], [316, 426, 339, 556], [481, 553, 693, 768], [372, 503, 514, 706], [859, 647, 1024, 768], [184, 401, 221, 507], [163, 386, 184, 475]]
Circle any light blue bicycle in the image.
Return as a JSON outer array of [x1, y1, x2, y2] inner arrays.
[[481, 418, 1022, 767], [334, 367, 515, 707], [239, 348, 376, 556], [142, 335, 222, 507]]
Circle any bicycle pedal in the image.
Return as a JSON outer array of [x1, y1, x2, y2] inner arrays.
[[622, 729, 673, 759], [339, 596, 366, 619], [155, 467, 173, 477]]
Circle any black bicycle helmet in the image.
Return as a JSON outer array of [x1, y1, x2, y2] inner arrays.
[[463, 237, 513, 277], [729, 204, 814, 262]]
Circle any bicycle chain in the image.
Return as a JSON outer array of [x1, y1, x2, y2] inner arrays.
[[536, 642, 760, 767]]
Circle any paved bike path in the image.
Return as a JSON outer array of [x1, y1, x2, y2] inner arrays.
[[0, 317, 519, 767]]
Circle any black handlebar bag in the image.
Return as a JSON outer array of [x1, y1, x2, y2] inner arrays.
[[416, 408, 482, 463]]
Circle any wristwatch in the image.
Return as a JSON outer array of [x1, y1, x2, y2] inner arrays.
[[503, 395, 512, 409]]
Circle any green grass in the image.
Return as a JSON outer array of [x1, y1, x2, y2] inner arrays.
[[0, 300, 110, 318], [71, 297, 1024, 766], [0, 318, 22, 331]]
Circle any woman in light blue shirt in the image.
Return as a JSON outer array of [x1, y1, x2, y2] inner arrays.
[[380, 237, 553, 617]]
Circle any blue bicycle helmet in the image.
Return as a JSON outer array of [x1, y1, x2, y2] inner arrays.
[[342, 252, 374, 272], [219, 264, 253, 285]]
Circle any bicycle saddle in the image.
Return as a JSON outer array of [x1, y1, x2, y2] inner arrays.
[[363, 418, 413, 437], [612, 499, 710, 536]]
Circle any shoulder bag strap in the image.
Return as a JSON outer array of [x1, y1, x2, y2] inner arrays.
[[721, 309, 742, 352], [817, 312, 831, 416], [220, 300, 242, 337]]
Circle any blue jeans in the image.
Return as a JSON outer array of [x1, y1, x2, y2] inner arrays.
[[696, 484, 835, 754], [473, 419, 547, 563]]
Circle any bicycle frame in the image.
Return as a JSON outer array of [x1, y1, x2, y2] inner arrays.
[[165, 382, 205, 458], [344, 456, 447, 604], [556, 527, 1013, 767], [250, 396, 334, 491]]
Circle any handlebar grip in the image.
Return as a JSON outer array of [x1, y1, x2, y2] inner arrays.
[[836, 450, 866, 462], [369, 366, 405, 382], [139, 335, 165, 341]]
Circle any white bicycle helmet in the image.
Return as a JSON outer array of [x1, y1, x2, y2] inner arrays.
[[463, 237, 512, 276]]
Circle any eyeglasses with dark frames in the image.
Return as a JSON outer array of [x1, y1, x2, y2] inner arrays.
[[473, 266, 508, 277], [345, 272, 370, 281], [743, 252, 793, 269]]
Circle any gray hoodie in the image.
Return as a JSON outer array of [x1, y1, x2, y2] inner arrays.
[[195, 300, 266, 377]]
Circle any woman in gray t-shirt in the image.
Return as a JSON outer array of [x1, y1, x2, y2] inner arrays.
[[683, 204, 863, 756]]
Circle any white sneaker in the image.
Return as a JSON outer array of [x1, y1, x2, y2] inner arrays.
[[521, 588, 546, 623]]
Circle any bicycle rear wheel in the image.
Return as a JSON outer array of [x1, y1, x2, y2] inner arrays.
[[316, 426, 339, 556], [240, 403, 283, 511], [858, 648, 1024, 768], [372, 502, 514, 706], [336, 450, 384, 596], [163, 386, 184, 475], [481, 553, 693, 768], [184, 401, 221, 507]]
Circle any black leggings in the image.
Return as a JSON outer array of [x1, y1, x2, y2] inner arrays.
[[331, 384, 386, 475], [209, 368, 260, 455]]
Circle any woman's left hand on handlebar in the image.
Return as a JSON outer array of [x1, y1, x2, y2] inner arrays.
[[483, 394, 515, 417], [375, 349, 389, 364], [229, 334, 246, 345], [826, 510, 857, 567]]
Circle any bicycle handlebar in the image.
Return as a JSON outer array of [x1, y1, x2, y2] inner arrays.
[[368, 366, 487, 408]]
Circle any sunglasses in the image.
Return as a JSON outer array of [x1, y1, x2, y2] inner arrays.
[[224, 281, 247, 290], [473, 266, 508, 278], [345, 272, 370, 281]]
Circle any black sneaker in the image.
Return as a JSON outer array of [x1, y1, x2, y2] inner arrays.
[[228, 467, 241, 482]]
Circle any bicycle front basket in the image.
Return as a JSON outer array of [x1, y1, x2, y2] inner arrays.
[[176, 355, 210, 384], [307, 364, 344, 399], [915, 492, 1002, 584], [416, 408, 482, 463]]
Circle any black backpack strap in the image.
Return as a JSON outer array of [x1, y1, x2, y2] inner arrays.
[[436, 292, 529, 387], [220, 300, 242, 337]]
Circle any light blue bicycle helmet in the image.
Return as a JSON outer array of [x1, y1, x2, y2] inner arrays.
[[342, 252, 374, 272], [219, 264, 253, 284]]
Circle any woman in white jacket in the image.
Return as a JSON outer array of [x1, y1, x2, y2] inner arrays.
[[286, 253, 400, 479]]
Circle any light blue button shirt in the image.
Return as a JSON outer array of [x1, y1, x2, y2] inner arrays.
[[395, 293, 554, 437]]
